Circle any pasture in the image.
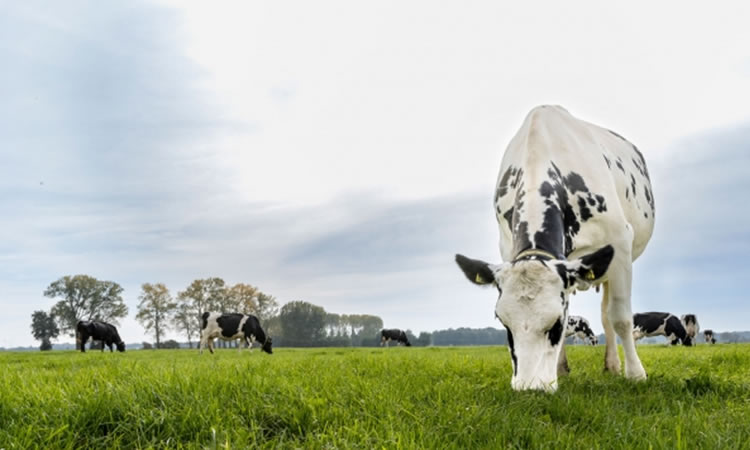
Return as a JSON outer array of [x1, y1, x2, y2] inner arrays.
[[1, 345, 749, 449]]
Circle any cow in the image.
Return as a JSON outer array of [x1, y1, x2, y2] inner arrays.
[[199, 312, 272, 354], [76, 320, 125, 353], [565, 315, 598, 345], [380, 328, 411, 347], [680, 314, 700, 346], [455, 105, 655, 391], [704, 329, 716, 344], [632, 312, 692, 346]]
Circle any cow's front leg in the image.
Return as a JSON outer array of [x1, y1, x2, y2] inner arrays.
[[607, 260, 647, 381], [557, 341, 570, 376], [601, 282, 621, 374]]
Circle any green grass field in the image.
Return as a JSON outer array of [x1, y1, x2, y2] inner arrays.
[[1, 344, 749, 449]]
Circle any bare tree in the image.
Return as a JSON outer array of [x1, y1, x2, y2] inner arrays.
[[136, 283, 176, 348]]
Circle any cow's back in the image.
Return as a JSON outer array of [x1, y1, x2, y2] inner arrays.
[[495, 106, 655, 262]]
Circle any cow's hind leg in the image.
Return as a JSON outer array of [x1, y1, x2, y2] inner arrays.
[[607, 260, 647, 381], [601, 282, 621, 374]]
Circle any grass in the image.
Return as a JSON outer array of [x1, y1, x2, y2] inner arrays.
[[1, 344, 749, 449]]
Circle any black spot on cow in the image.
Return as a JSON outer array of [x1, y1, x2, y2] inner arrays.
[[216, 314, 243, 338], [555, 263, 573, 289], [625, 187, 630, 199], [577, 197, 592, 221], [615, 158, 625, 173], [595, 195, 607, 213], [608, 129, 627, 141], [547, 318, 564, 346], [644, 186, 655, 211], [539, 181, 555, 198], [513, 221, 533, 257], [496, 166, 515, 199], [562, 171, 588, 194], [503, 207, 514, 227], [602, 154, 612, 169], [505, 325, 518, 375], [630, 174, 637, 199]]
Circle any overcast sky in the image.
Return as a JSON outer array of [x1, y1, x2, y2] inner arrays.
[[2, 1, 749, 347]]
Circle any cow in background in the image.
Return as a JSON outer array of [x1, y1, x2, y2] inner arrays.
[[704, 329, 716, 344], [200, 312, 272, 354], [380, 329, 411, 347], [76, 320, 125, 352], [565, 315, 598, 345], [632, 312, 692, 346], [680, 314, 700, 346]]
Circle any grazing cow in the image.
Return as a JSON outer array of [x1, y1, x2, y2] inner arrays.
[[565, 315, 598, 345], [199, 312, 272, 354], [704, 329, 716, 344], [76, 320, 125, 353], [680, 314, 700, 346], [380, 329, 411, 347], [632, 312, 692, 345], [455, 105, 654, 391]]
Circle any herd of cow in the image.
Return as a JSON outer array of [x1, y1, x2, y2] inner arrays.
[[74, 106, 714, 395]]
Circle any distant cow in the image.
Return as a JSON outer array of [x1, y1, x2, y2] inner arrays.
[[565, 316, 598, 345], [76, 320, 125, 353], [632, 312, 692, 346], [704, 329, 716, 344], [680, 314, 700, 346], [380, 329, 411, 347], [199, 312, 272, 354]]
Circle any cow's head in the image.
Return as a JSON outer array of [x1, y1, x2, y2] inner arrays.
[[116, 341, 126, 352], [262, 336, 273, 354], [455, 245, 614, 392]]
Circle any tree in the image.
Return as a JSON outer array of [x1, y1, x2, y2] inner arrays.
[[136, 283, 176, 348], [45, 275, 128, 336], [173, 300, 198, 349], [255, 292, 279, 321], [30, 310, 59, 351], [227, 283, 259, 314], [176, 278, 230, 347], [279, 301, 327, 346]]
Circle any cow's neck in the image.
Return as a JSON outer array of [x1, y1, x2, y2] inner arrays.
[[510, 162, 568, 261]]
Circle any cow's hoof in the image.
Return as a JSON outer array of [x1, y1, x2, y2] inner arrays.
[[625, 366, 647, 381], [604, 360, 621, 374]]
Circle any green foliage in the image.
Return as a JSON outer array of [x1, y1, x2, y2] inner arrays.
[[1, 345, 749, 448], [30, 310, 60, 351], [44, 275, 128, 336], [279, 301, 327, 346]]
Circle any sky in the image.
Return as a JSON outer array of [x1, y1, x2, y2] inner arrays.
[[1, 1, 749, 347]]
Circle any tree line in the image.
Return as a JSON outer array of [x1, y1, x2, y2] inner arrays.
[[30, 275, 529, 351], [30, 274, 280, 350]]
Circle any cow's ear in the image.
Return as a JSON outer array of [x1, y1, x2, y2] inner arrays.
[[455, 254, 500, 286], [558, 245, 614, 291]]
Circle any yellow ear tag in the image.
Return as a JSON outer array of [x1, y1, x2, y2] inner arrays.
[[475, 274, 484, 283], [586, 269, 596, 280]]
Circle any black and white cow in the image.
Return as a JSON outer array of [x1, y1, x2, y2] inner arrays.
[[704, 329, 716, 344], [76, 320, 125, 353], [680, 314, 700, 346], [380, 329, 411, 347], [455, 105, 654, 391], [632, 312, 692, 346], [199, 312, 272, 354], [565, 315, 598, 345]]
